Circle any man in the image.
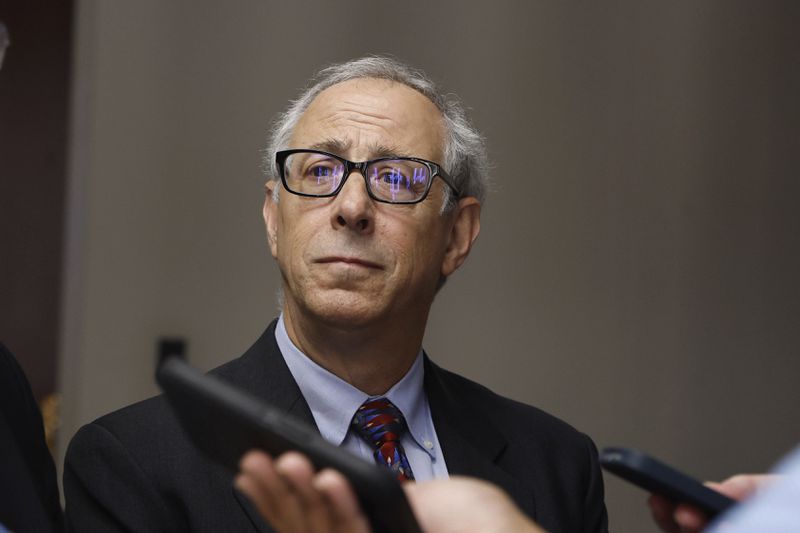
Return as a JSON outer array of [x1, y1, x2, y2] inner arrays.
[[65, 57, 608, 532]]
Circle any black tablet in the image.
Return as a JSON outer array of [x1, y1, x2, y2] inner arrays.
[[600, 446, 737, 518], [156, 355, 421, 533]]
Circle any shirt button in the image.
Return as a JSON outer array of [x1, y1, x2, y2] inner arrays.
[[424, 440, 433, 449]]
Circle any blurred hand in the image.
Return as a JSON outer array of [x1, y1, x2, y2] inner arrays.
[[647, 474, 777, 533], [236, 449, 545, 533], [404, 477, 545, 533], [235, 450, 370, 533]]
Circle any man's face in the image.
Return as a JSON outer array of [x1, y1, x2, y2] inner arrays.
[[264, 78, 478, 329]]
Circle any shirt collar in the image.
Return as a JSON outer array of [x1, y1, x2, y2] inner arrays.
[[275, 314, 436, 459]]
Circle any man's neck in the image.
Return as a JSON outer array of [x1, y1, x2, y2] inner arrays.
[[281, 305, 426, 396]]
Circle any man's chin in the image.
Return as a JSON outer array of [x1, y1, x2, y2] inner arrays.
[[301, 289, 388, 329]]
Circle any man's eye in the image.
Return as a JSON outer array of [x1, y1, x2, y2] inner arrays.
[[379, 169, 408, 184], [305, 164, 340, 179], [372, 166, 428, 192]]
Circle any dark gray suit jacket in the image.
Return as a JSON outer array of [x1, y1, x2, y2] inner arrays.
[[0, 343, 63, 533], [64, 321, 608, 532]]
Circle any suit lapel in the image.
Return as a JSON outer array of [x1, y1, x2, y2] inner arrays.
[[221, 320, 317, 532], [224, 330, 537, 530], [424, 356, 537, 521], [213, 319, 316, 427]]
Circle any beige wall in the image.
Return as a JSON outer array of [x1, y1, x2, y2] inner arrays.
[[59, 1, 800, 530]]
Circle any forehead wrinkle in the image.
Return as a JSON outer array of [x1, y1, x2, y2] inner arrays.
[[303, 113, 413, 160], [310, 138, 408, 160], [293, 79, 445, 161], [321, 108, 398, 136], [309, 138, 351, 155], [315, 91, 400, 127], [318, 109, 440, 160], [299, 107, 396, 147], [311, 78, 442, 131], [337, 97, 398, 123]]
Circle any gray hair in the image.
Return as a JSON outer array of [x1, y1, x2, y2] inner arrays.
[[265, 56, 489, 209]]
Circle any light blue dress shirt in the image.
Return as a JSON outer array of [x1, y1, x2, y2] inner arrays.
[[707, 445, 800, 532], [275, 314, 448, 481]]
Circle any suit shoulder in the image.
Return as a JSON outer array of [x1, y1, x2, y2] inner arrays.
[[65, 393, 187, 481], [83, 351, 253, 443], [87, 393, 175, 440], [431, 363, 593, 450]]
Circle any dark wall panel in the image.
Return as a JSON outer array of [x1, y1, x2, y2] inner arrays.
[[0, 1, 73, 400]]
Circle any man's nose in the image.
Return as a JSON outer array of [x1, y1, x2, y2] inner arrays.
[[331, 170, 375, 234]]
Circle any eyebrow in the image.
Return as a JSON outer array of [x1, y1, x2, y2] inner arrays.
[[308, 138, 410, 160]]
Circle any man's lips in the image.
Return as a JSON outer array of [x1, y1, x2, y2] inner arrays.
[[315, 257, 384, 269]]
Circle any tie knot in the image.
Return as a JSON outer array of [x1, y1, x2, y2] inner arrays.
[[351, 397, 409, 447], [351, 397, 415, 481]]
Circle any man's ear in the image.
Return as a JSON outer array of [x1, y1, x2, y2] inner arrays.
[[441, 197, 481, 278], [263, 180, 280, 258]]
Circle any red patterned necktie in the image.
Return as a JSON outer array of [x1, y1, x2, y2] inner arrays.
[[351, 397, 416, 482]]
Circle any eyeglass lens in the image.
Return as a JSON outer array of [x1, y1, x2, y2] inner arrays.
[[283, 152, 431, 203]]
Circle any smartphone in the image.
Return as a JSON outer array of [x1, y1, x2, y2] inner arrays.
[[600, 446, 737, 518], [156, 355, 421, 533]]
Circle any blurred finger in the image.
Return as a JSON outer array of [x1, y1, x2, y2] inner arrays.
[[276, 452, 332, 533], [236, 451, 282, 520], [647, 493, 680, 533], [714, 474, 777, 501], [238, 450, 305, 532], [236, 471, 274, 519], [314, 468, 371, 533], [673, 503, 708, 532]]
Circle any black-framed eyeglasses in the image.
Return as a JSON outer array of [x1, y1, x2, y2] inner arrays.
[[275, 149, 461, 205]]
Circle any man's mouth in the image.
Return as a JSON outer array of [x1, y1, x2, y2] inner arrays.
[[315, 257, 384, 270]]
